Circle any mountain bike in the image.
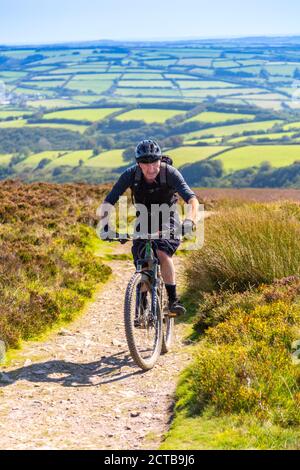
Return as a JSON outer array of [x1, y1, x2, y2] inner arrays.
[[108, 230, 178, 370]]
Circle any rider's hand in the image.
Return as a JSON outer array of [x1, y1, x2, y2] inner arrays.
[[182, 219, 196, 237]]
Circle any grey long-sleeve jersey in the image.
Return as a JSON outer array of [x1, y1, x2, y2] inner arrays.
[[104, 164, 196, 206]]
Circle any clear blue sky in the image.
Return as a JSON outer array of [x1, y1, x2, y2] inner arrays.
[[1, 0, 300, 45]]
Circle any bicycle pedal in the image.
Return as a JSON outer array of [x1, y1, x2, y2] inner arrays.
[[166, 312, 177, 318]]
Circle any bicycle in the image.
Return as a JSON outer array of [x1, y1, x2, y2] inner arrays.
[[106, 229, 180, 370]]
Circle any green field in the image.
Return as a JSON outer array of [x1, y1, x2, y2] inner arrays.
[[26, 122, 88, 133], [283, 121, 300, 131], [228, 132, 295, 144], [42, 108, 121, 122], [47, 150, 94, 167], [15, 151, 67, 169], [0, 119, 27, 128], [114, 88, 182, 97], [186, 111, 255, 123], [0, 154, 13, 166], [85, 149, 126, 168], [14, 148, 128, 169], [0, 110, 29, 119], [212, 145, 300, 171], [116, 108, 185, 123], [2, 40, 300, 189], [168, 146, 229, 167], [119, 80, 173, 88], [185, 120, 283, 140], [122, 73, 163, 80], [21, 80, 66, 89], [66, 79, 113, 93], [26, 99, 81, 108], [176, 80, 238, 89]]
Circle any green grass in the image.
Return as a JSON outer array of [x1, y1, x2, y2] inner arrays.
[[0, 119, 27, 128], [119, 80, 173, 88], [21, 80, 66, 88], [0, 154, 13, 166], [42, 108, 121, 122], [228, 132, 295, 144], [122, 73, 163, 79], [186, 111, 255, 124], [181, 88, 260, 98], [244, 99, 284, 111], [72, 95, 101, 103], [178, 58, 213, 67], [214, 60, 240, 68], [85, 149, 126, 168], [47, 150, 94, 167], [15, 151, 67, 169], [185, 120, 283, 140], [0, 71, 28, 81], [19, 148, 126, 169], [265, 64, 300, 76], [66, 79, 113, 93], [73, 73, 120, 80], [177, 80, 238, 89], [165, 203, 300, 449], [185, 203, 300, 292], [26, 99, 80, 109], [26, 122, 89, 133], [14, 87, 56, 96], [168, 146, 229, 167], [161, 383, 300, 449], [115, 88, 182, 97], [283, 121, 300, 131], [116, 108, 186, 123], [213, 145, 300, 171], [0, 111, 28, 119]]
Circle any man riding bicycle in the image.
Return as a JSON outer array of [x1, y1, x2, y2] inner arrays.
[[97, 139, 199, 316]]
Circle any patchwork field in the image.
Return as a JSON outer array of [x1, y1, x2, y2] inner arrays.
[[1, 40, 300, 185], [42, 108, 121, 122], [168, 146, 229, 166], [212, 145, 300, 171], [116, 108, 186, 123]]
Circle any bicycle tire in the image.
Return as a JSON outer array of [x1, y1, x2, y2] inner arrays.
[[162, 315, 174, 354], [160, 281, 174, 354], [124, 272, 163, 370]]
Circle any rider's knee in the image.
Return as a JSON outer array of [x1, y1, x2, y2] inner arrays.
[[156, 249, 172, 263]]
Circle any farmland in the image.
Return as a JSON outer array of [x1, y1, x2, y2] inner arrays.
[[1, 37, 300, 185], [210, 145, 300, 171]]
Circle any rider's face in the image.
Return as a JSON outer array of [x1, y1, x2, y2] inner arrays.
[[139, 160, 161, 181]]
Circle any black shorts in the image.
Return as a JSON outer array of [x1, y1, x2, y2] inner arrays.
[[132, 238, 180, 266]]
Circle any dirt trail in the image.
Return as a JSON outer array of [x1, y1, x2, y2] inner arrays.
[[0, 254, 193, 450]]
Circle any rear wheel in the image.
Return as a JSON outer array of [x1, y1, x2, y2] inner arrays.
[[124, 272, 163, 370]]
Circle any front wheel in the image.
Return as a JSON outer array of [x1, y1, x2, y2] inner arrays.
[[124, 272, 163, 370]]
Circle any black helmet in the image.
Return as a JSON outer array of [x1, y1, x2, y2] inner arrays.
[[135, 139, 162, 163]]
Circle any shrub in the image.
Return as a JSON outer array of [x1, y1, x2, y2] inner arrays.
[[185, 203, 300, 293], [0, 181, 112, 348]]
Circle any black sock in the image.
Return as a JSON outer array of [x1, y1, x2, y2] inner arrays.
[[165, 284, 177, 303]]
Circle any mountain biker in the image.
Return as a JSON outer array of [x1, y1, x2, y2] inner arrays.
[[97, 139, 199, 316]]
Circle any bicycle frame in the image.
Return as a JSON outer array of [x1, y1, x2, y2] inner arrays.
[[136, 239, 161, 322]]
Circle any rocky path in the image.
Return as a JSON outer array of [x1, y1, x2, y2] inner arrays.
[[0, 254, 193, 450]]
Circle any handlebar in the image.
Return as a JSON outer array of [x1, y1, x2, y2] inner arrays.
[[100, 221, 196, 243], [105, 229, 177, 243]]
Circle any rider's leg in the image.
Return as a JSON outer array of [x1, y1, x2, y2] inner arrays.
[[156, 249, 186, 316], [156, 249, 175, 284]]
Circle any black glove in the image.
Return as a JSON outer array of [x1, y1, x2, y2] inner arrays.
[[182, 219, 196, 237]]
